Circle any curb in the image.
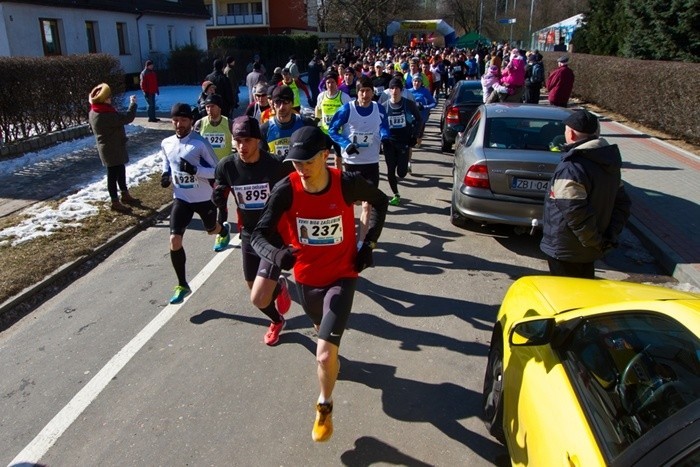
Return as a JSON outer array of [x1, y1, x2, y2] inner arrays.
[[627, 215, 700, 290], [0, 202, 173, 319]]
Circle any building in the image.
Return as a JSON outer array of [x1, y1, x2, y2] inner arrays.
[[530, 14, 584, 52], [203, 0, 308, 39], [0, 0, 209, 74]]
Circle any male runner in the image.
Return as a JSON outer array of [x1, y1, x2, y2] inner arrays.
[[213, 116, 293, 344], [315, 70, 351, 170], [251, 126, 388, 442], [160, 103, 230, 304], [260, 85, 314, 160]]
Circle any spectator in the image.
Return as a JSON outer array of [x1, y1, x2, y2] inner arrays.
[[307, 55, 323, 108], [140, 60, 160, 122], [223, 55, 240, 116], [246, 62, 266, 104], [196, 81, 217, 121], [546, 56, 575, 107], [540, 110, 631, 279], [205, 59, 234, 118], [285, 55, 300, 79], [523, 53, 545, 104]]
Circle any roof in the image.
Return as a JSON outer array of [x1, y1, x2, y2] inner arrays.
[[0, 0, 209, 18]]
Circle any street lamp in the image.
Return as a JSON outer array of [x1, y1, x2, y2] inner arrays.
[[528, 0, 535, 49]]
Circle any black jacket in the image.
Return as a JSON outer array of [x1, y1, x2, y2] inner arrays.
[[205, 69, 233, 116], [540, 137, 631, 262]]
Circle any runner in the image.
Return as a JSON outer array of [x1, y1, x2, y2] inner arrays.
[[315, 70, 351, 170], [260, 85, 314, 160], [213, 116, 293, 344], [328, 76, 391, 242], [251, 126, 388, 442], [383, 77, 421, 204], [160, 103, 230, 304]]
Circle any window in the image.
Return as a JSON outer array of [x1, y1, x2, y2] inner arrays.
[[205, 4, 212, 17], [40, 18, 62, 56], [227, 3, 249, 15], [85, 21, 98, 53], [168, 27, 174, 50], [116, 22, 129, 55], [251, 2, 263, 14], [147, 25, 154, 51], [561, 313, 700, 462]]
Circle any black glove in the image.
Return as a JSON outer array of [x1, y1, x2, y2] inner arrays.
[[381, 138, 394, 153], [345, 143, 360, 155], [409, 137, 418, 147], [179, 158, 197, 175], [160, 172, 171, 188], [274, 247, 298, 271], [355, 242, 375, 272], [212, 185, 229, 208]]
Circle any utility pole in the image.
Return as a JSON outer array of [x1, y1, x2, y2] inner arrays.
[[528, 0, 536, 49]]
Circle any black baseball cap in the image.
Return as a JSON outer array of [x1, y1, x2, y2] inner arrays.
[[286, 126, 331, 162]]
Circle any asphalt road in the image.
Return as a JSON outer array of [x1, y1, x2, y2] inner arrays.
[[0, 115, 672, 466]]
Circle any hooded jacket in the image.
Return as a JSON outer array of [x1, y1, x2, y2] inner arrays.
[[540, 137, 631, 262]]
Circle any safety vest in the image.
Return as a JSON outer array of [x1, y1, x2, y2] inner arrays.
[[199, 116, 232, 160], [287, 80, 301, 108], [319, 91, 344, 134]]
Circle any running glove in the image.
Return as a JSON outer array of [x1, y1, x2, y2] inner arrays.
[[160, 172, 171, 188], [275, 247, 297, 271], [345, 143, 360, 155], [355, 242, 374, 272], [179, 158, 197, 175], [212, 185, 228, 208]]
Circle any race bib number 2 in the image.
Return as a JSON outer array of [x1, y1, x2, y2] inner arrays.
[[351, 132, 374, 148], [296, 215, 343, 245]]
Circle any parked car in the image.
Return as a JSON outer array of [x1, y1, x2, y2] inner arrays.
[[440, 80, 484, 152], [483, 276, 700, 466], [450, 103, 572, 228]]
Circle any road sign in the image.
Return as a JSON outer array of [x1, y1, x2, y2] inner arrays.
[[498, 18, 517, 24]]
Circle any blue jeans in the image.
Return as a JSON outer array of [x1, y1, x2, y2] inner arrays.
[[144, 93, 156, 120]]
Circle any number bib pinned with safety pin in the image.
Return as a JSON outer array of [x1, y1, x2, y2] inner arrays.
[[296, 215, 343, 245], [173, 170, 198, 189]]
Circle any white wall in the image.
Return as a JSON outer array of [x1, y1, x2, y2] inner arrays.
[[0, 3, 208, 74]]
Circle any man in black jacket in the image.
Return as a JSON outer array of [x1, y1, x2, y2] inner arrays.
[[205, 59, 234, 118], [540, 110, 631, 278]]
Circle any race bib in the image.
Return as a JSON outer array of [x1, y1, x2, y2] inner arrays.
[[271, 137, 291, 158], [350, 132, 374, 148], [206, 133, 225, 149], [296, 215, 343, 245], [388, 114, 406, 128], [233, 183, 270, 210], [173, 170, 198, 189], [323, 114, 334, 125], [454, 66, 462, 72], [374, 86, 385, 95]]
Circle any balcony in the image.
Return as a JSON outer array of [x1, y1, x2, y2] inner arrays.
[[206, 14, 264, 26]]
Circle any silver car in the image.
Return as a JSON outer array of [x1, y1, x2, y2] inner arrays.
[[450, 103, 574, 228]]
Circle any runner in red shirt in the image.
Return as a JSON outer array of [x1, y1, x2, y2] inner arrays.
[[251, 126, 388, 442]]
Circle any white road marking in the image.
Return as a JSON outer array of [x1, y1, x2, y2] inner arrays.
[[8, 237, 241, 466]]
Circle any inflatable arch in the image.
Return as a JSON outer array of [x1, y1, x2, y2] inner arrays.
[[386, 20, 457, 47]]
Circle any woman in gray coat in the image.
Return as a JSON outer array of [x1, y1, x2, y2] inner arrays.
[[88, 83, 139, 212]]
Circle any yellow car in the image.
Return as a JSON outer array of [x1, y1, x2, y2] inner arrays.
[[482, 276, 700, 466]]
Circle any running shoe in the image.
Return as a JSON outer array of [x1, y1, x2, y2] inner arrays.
[[264, 317, 285, 346], [275, 276, 291, 315], [389, 194, 401, 206], [169, 286, 191, 304], [312, 402, 334, 442], [213, 222, 231, 252]]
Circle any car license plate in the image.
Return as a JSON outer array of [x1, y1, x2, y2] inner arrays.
[[512, 177, 549, 192]]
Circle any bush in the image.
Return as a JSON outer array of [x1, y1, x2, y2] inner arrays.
[[168, 44, 208, 85], [0, 54, 123, 144], [542, 52, 699, 144]]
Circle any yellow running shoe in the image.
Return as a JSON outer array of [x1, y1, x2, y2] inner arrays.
[[312, 402, 333, 442]]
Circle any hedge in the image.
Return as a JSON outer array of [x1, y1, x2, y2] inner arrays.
[[0, 54, 123, 144]]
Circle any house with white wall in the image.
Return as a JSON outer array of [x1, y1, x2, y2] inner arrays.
[[0, 0, 209, 74]]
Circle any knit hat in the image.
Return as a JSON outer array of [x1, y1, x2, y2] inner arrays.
[[89, 83, 111, 104], [324, 70, 339, 81], [286, 126, 331, 162], [411, 73, 422, 85], [389, 77, 404, 89], [201, 80, 215, 92], [204, 93, 223, 109], [170, 103, 193, 119], [271, 85, 294, 102], [231, 115, 262, 139], [563, 110, 598, 134]]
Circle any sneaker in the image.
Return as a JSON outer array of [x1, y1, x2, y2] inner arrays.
[[213, 222, 231, 252], [275, 276, 291, 315], [312, 402, 334, 442], [264, 317, 285, 346], [389, 194, 401, 206], [169, 285, 191, 304]]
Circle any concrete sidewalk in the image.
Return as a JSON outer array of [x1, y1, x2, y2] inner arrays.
[[597, 117, 700, 288]]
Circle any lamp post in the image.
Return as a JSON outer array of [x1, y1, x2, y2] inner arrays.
[[528, 0, 535, 49]]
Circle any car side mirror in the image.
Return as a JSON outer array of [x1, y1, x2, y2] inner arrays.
[[509, 317, 555, 346]]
